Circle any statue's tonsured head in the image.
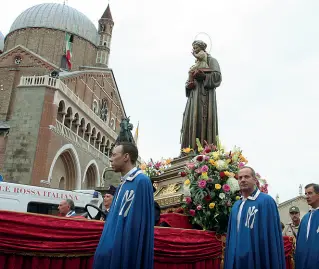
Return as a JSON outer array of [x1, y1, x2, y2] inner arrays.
[[192, 40, 207, 51]]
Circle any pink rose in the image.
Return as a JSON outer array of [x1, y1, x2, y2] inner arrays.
[[198, 180, 207, 189], [222, 184, 231, 192], [207, 178, 213, 183], [187, 163, 195, 170], [195, 168, 202, 174], [185, 197, 192, 204], [238, 162, 245, 168], [204, 155, 210, 161], [201, 165, 209, 173], [197, 205, 202, 210], [189, 209, 196, 216]]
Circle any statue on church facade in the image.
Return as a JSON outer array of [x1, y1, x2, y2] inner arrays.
[[114, 117, 135, 145], [181, 40, 222, 150]]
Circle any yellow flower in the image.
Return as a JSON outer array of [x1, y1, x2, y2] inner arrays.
[[140, 163, 147, 170], [184, 179, 190, 185], [215, 184, 221, 190], [212, 152, 219, 160], [209, 159, 216, 166], [239, 155, 248, 163], [165, 158, 172, 165], [235, 196, 241, 200], [201, 172, 208, 179], [224, 171, 235, 177], [209, 202, 215, 209], [182, 147, 192, 154]]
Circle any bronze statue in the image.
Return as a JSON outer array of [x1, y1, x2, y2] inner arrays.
[[181, 40, 222, 150], [114, 117, 135, 145]]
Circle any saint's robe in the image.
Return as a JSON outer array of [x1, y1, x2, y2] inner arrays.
[[224, 189, 286, 269], [295, 209, 319, 269], [93, 169, 154, 269]]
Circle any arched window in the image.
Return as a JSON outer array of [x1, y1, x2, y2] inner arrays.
[[92, 99, 99, 114], [110, 118, 115, 130]]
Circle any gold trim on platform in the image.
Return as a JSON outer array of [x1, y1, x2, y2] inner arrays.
[[155, 194, 183, 206]]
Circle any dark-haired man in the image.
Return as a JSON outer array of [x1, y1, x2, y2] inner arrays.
[[295, 183, 319, 269], [224, 166, 285, 269], [93, 142, 154, 269]]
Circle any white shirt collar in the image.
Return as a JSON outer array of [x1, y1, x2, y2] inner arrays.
[[241, 189, 261, 201], [66, 210, 75, 217], [310, 206, 319, 212], [121, 167, 138, 182]]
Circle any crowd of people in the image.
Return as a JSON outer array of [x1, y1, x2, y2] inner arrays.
[[57, 142, 319, 269]]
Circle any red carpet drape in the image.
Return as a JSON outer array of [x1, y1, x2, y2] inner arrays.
[[0, 210, 295, 269]]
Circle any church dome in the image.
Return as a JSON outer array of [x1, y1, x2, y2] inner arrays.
[[0, 31, 4, 52], [9, 3, 98, 45]]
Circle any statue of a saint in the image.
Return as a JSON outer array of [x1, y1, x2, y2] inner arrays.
[[99, 98, 108, 121], [181, 40, 222, 150]]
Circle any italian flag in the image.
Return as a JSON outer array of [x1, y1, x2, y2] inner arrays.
[[65, 33, 72, 70]]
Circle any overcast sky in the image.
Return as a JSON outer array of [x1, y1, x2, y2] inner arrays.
[[1, 0, 319, 202]]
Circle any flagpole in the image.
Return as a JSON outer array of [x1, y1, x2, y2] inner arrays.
[[134, 121, 139, 147]]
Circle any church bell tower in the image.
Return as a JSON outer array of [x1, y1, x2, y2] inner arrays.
[[96, 4, 114, 67]]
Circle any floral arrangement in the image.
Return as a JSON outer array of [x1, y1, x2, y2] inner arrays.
[[256, 173, 268, 193], [140, 158, 172, 178], [181, 139, 247, 233]]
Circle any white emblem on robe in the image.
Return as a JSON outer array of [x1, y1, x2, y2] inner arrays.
[[119, 190, 135, 217], [317, 225, 319, 234], [245, 206, 258, 229]]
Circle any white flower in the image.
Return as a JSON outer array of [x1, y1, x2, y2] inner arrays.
[[219, 193, 226, 199], [226, 177, 240, 193], [183, 185, 191, 196], [216, 160, 228, 171]]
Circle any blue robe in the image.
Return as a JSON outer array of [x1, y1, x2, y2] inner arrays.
[[295, 209, 319, 269], [224, 189, 286, 269], [93, 169, 154, 269]]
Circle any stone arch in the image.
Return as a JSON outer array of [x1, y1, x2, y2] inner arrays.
[[96, 132, 101, 150], [84, 123, 91, 142], [91, 127, 97, 146], [48, 144, 81, 190], [101, 136, 106, 153], [78, 118, 85, 138], [57, 100, 66, 122], [65, 107, 73, 128], [83, 160, 100, 188], [72, 112, 80, 133]]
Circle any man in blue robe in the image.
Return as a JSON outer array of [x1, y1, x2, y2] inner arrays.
[[93, 142, 154, 269], [224, 166, 285, 269], [295, 183, 319, 269]]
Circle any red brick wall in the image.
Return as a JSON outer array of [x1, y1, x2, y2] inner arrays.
[[0, 47, 56, 121], [5, 28, 97, 71], [31, 87, 57, 185], [61, 72, 123, 130]]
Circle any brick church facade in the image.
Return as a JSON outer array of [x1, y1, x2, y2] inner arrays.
[[0, 3, 128, 190]]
